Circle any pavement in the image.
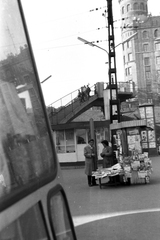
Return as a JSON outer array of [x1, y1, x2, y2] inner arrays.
[[61, 156, 160, 240]]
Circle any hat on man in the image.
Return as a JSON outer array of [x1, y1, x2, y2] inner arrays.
[[101, 140, 109, 146], [88, 139, 94, 143]]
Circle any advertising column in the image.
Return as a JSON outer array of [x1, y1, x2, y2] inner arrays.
[[139, 104, 156, 155]]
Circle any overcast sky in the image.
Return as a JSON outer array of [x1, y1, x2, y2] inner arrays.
[[21, 0, 160, 106]]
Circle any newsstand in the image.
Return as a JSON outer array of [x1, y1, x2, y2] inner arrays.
[[92, 120, 153, 188]]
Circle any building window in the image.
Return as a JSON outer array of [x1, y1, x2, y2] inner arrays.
[[133, 2, 138, 10], [127, 40, 131, 48], [128, 67, 132, 75], [145, 66, 151, 72], [156, 56, 160, 65], [23, 75, 31, 84], [146, 83, 152, 92], [145, 71, 151, 79], [56, 131, 65, 153], [76, 129, 86, 144], [154, 29, 158, 38], [127, 4, 130, 12], [155, 42, 160, 51], [122, 6, 124, 14], [125, 67, 132, 76], [143, 31, 149, 39], [122, 43, 125, 51], [144, 57, 150, 66], [143, 43, 149, 52], [66, 129, 75, 153], [128, 53, 133, 61], [123, 55, 125, 64], [140, 2, 145, 10], [56, 129, 75, 153]]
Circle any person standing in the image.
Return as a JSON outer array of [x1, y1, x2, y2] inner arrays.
[[100, 140, 113, 168], [84, 139, 97, 187], [86, 84, 91, 99]]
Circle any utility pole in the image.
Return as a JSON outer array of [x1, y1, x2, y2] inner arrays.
[[107, 0, 121, 124], [107, 0, 121, 164]]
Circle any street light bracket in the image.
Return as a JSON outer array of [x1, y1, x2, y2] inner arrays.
[[78, 36, 109, 54]]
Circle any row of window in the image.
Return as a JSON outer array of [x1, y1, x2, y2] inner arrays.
[[123, 31, 159, 51], [124, 43, 160, 65], [125, 63, 160, 80], [125, 67, 132, 76], [122, 40, 132, 50], [123, 30, 159, 49], [144, 56, 160, 65], [55, 128, 107, 154], [142, 42, 160, 52], [124, 53, 133, 64], [142, 29, 159, 39], [122, 2, 147, 15]]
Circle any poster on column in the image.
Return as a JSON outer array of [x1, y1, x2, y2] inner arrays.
[[146, 106, 153, 118], [148, 130, 155, 142], [147, 118, 154, 129], [141, 131, 147, 142], [142, 142, 148, 149], [139, 107, 145, 119], [149, 142, 156, 148]]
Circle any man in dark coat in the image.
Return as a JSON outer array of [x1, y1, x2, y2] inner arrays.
[[100, 140, 112, 168], [84, 139, 97, 186]]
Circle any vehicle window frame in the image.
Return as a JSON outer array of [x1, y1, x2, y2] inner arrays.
[[0, 0, 58, 212], [47, 184, 77, 240]]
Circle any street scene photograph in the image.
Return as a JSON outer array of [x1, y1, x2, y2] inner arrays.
[[1, 0, 160, 240]]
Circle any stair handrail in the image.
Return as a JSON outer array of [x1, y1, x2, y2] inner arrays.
[[48, 84, 95, 110], [47, 87, 80, 107], [48, 85, 96, 122]]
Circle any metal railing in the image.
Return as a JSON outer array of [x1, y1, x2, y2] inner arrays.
[[47, 81, 135, 125], [47, 85, 96, 125]]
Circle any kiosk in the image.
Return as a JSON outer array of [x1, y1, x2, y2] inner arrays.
[[92, 120, 153, 188]]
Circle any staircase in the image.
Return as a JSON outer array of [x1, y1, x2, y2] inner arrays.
[[47, 82, 136, 126], [48, 85, 99, 126]]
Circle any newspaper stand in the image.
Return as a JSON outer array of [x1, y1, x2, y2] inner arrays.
[[92, 120, 153, 188]]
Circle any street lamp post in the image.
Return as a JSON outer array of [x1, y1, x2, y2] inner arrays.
[[77, 37, 109, 54], [41, 75, 52, 84]]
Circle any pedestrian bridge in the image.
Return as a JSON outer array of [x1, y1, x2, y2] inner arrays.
[[47, 82, 135, 127]]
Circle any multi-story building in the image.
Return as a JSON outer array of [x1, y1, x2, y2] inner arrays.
[[118, 0, 160, 104]]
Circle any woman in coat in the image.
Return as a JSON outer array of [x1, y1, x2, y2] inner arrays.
[[100, 140, 113, 168], [84, 139, 97, 187]]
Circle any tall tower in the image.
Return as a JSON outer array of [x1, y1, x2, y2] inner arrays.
[[118, 0, 160, 104]]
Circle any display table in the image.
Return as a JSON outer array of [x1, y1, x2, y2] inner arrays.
[[92, 160, 152, 189], [92, 164, 125, 188]]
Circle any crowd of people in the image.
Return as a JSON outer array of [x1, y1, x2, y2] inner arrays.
[[77, 85, 91, 103], [77, 84, 98, 104]]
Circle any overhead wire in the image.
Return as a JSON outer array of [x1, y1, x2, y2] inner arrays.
[[29, 24, 124, 51], [30, 6, 107, 25], [36, 39, 108, 51]]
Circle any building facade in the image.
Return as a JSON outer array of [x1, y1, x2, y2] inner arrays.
[[52, 109, 110, 164], [119, 0, 160, 104]]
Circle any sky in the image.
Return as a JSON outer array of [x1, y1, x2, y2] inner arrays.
[[21, 0, 160, 106]]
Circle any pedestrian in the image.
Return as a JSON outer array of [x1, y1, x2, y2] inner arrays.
[[78, 89, 82, 102], [86, 84, 91, 99], [100, 140, 113, 168], [84, 139, 97, 187], [94, 84, 97, 95], [80, 86, 86, 102]]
